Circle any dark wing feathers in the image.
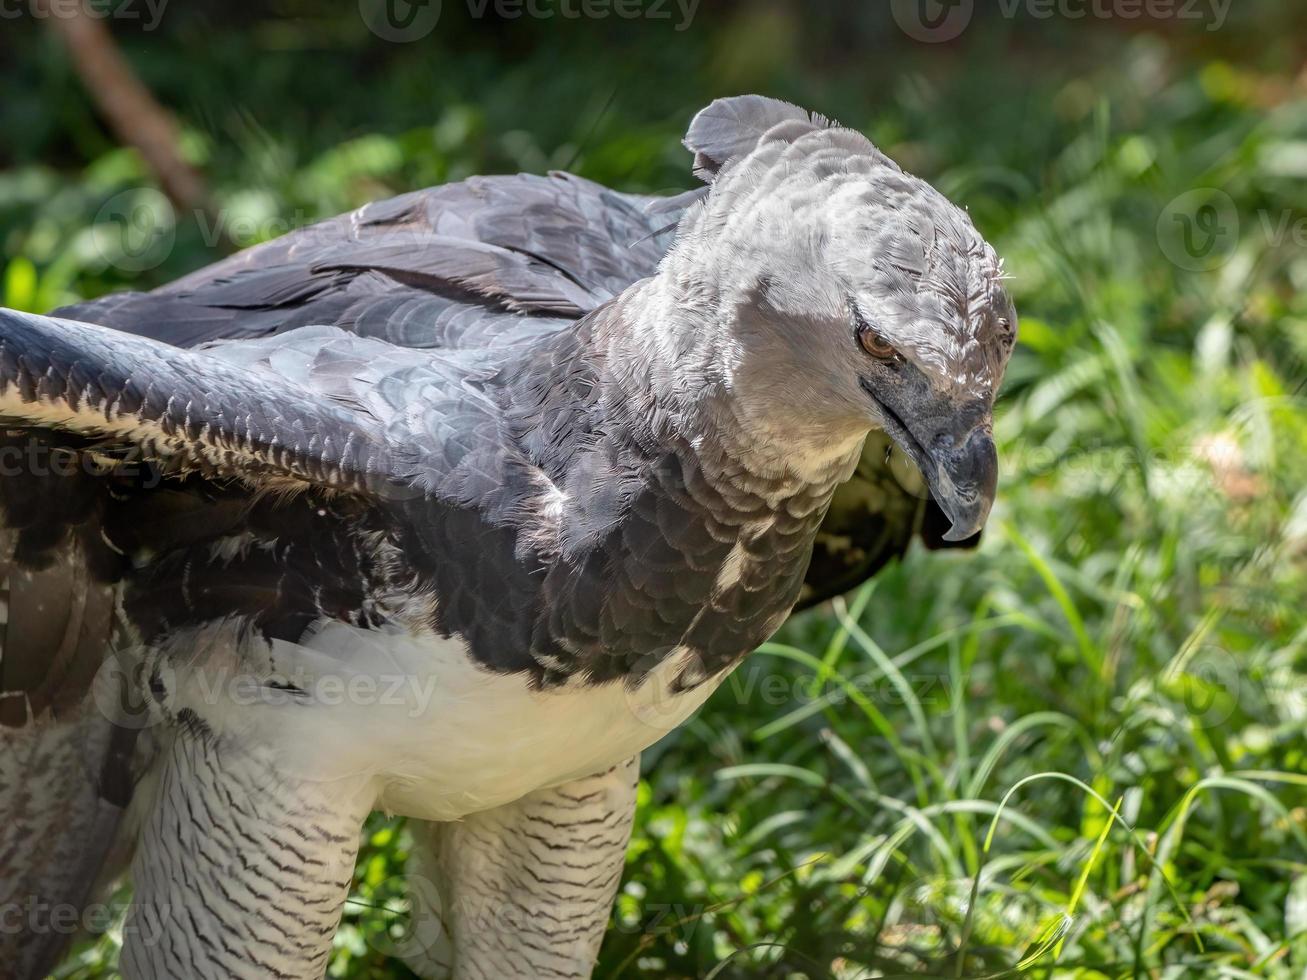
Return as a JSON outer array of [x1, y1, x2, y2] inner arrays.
[[0, 309, 403, 494], [56, 172, 668, 349]]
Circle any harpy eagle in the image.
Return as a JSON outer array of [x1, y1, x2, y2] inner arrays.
[[0, 95, 1015, 979]]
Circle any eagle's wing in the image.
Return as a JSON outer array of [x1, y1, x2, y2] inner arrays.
[[56, 171, 670, 351], [0, 310, 416, 493], [0, 308, 454, 977]]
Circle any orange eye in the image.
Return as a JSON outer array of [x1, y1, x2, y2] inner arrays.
[[858, 326, 897, 360]]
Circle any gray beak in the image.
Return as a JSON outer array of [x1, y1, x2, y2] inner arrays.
[[859, 378, 998, 542], [925, 427, 998, 541]]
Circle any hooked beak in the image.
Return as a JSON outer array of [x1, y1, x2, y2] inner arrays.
[[859, 379, 999, 542], [921, 427, 998, 541]]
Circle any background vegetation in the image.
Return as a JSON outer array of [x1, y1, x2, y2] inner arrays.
[[2, 1, 1305, 976]]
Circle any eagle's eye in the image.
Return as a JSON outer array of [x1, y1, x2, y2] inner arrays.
[[857, 324, 897, 360]]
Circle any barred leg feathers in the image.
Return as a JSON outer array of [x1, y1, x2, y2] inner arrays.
[[0, 712, 137, 980], [121, 726, 376, 980], [403, 756, 640, 980]]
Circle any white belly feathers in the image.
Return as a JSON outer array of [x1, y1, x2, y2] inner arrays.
[[160, 620, 725, 821]]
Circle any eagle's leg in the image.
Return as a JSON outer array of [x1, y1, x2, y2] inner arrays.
[[402, 755, 641, 980], [0, 712, 137, 980], [120, 723, 375, 980]]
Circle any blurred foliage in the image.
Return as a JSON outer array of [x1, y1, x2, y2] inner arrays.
[[4, 1, 1306, 977]]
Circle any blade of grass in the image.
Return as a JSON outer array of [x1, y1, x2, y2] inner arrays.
[[1054, 794, 1121, 960]]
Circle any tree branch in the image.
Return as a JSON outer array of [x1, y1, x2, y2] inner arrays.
[[37, 0, 211, 214]]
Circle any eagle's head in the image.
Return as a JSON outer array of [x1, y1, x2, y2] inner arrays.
[[661, 95, 1017, 541]]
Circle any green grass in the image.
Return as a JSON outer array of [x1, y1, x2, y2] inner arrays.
[[8, 7, 1306, 978]]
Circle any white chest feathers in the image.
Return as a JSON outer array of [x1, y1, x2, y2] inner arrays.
[[159, 621, 727, 821]]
